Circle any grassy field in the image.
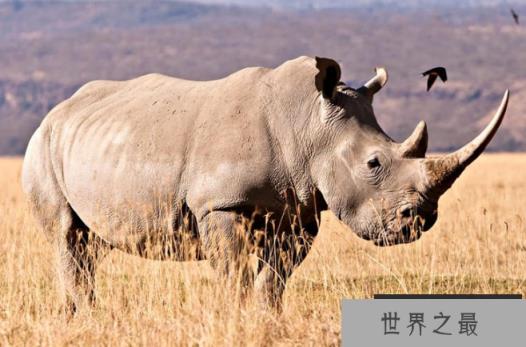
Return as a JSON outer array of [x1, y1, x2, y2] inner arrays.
[[0, 154, 525, 346]]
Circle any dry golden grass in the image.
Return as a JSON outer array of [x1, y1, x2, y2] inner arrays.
[[1, 154, 525, 346]]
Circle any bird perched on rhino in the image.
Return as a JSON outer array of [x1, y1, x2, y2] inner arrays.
[[422, 66, 447, 92]]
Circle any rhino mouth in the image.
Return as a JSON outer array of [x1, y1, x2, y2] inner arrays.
[[372, 206, 438, 247], [373, 223, 424, 247]]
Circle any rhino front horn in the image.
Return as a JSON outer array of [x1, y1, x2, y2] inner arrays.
[[357, 67, 388, 103], [425, 89, 509, 195]]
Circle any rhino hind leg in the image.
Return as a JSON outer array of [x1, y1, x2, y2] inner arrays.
[[23, 126, 112, 315], [56, 209, 112, 315], [28, 198, 111, 315]]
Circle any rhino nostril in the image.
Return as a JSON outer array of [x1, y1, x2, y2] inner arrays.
[[400, 206, 412, 218]]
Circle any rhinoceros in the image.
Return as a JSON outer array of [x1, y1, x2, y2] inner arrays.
[[22, 56, 508, 312]]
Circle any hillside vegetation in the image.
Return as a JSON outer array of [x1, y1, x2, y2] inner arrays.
[[0, 1, 525, 154]]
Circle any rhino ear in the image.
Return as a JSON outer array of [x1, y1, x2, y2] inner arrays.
[[315, 57, 341, 99]]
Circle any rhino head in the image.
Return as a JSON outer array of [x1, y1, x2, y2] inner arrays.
[[308, 57, 509, 246]]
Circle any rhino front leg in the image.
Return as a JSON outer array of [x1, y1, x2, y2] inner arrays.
[[198, 211, 256, 297], [199, 210, 318, 310], [254, 219, 318, 311], [254, 263, 286, 310]]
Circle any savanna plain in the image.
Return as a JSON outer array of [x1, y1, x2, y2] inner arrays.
[[0, 154, 525, 346]]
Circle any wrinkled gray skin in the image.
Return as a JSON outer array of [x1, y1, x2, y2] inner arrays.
[[22, 56, 508, 313]]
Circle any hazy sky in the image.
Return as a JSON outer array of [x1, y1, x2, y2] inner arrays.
[[1, 0, 524, 9]]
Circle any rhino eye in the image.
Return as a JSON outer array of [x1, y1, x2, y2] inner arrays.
[[367, 157, 381, 169]]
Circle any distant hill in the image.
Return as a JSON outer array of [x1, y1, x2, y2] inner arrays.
[[0, 0, 525, 154], [188, 0, 526, 9]]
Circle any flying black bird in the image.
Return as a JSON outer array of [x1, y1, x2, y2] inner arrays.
[[511, 8, 519, 25], [422, 67, 447, 92]]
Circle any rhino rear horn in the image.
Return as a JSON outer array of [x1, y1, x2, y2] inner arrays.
[[399, 121, 428, 158], [315, 57, 341, 99], [357, 67, 388, 103]]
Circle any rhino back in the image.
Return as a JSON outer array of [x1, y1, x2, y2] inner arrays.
[[40, 68, 280, 244]]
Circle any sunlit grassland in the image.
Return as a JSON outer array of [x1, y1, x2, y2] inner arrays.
[[0, 154, 525, 345]]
